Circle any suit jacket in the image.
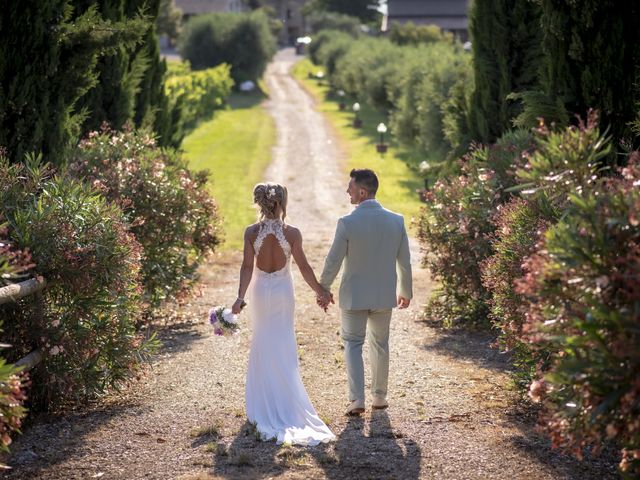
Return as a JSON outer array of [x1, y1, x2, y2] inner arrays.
[[319, 200, 412, 310]]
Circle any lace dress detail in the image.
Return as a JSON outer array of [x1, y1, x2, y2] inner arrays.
[[245, 219, 335, 446], [253, 218, 291, 258]]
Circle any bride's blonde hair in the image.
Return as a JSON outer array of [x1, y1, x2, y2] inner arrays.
[[253, 182, 288, 221]]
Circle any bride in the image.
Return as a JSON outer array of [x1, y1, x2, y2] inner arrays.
[[230, 182, 335, 446]]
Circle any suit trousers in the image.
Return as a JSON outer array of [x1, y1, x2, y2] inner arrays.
[[340, 308, 392, 402]]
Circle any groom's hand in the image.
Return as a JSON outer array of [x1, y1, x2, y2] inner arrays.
[[397, 296, 410, 309], [316, 290, 333, 312]]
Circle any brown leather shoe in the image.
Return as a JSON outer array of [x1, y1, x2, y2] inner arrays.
[[345, 399, 365, 416]]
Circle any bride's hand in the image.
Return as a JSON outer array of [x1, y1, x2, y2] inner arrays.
[[232, 298, 245, 314]]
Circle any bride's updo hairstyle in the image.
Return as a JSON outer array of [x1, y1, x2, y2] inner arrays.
[[253, 182, 288, 221]]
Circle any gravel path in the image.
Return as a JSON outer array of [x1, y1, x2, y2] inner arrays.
[[3, 49, 617, 480]]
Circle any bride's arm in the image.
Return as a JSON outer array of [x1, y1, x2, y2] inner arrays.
[[290, 228, 325, 296], [232, 227, 254, 314]]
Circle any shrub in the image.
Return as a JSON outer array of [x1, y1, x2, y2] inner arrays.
[[480, 197, 552, 389], [313, 33, 353, 79], [389, 21, 454, 46], [417, 130, 534, 326], [0, 157, 157, 408], [69, 127, 223, 306], [308, 29, 355, 66], [0, 221, 31, 459], [306, 11, 361, 35], [178, 10, 276, 83], [164, 61, 234, 130], [417, 147, 498, 326], [332, 38, 405, 108], [518, 152, 640, 475], [389, 43, 472, 156]]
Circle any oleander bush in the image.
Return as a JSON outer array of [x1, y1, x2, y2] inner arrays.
[[480, 197, 552, 388], [178, 10, 276, 83], [519, 152, 640, 476], [0, 157, 157, 409], [417, 130, 534, 326], [0, 220, 32, 458], [69, 127, 223, 306]]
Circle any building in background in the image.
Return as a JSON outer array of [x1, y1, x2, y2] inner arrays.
[[175, 0, 307, 46], [175, 0, 246, 21], [263, 0, 307, 46], [383, 0, 469, 41]]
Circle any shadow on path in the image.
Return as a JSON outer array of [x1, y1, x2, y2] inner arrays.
[[420, 326, 513, 374], [501, 403, 620, 480], [4, 403, 148, 479], [314, 411, 421, 480]]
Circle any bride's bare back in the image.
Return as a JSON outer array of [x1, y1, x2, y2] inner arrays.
[[253, 228, 288, 273], [249, 219, 303, 273]]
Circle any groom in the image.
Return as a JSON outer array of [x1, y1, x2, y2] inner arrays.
[[318, 168, 412, 415]]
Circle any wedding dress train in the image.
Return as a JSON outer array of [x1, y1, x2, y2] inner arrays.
[[245, 219, 335, 446]]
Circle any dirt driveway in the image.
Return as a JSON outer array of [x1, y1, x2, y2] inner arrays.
[[3, 49, 617, 480]]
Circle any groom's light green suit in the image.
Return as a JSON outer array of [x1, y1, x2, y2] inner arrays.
[[319, 199, 412, 402]]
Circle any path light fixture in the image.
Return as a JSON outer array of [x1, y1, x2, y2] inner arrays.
[[338, 90, 346, 111], [419, 160, 431, 189], [376, 122, 388, 153], [352, 102, 362, 128]]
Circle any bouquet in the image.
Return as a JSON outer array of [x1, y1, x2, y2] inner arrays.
[[208, 305, 242, 336]]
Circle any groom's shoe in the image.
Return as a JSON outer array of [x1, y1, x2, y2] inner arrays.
[[345, 399, 365, 416], [372, 395, 389, 410]]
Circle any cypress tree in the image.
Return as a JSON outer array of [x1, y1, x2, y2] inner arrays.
[[0, 2, 145, 164], [468, 0, 543, 143], [534, 0, 640, 142], [74, 0, 153, 132]]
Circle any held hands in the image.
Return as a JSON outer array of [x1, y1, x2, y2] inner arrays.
[[316, 289, 334, 312]]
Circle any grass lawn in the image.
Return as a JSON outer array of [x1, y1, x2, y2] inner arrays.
[[291, 58, 425, 228], [182, 91, 275, 250]]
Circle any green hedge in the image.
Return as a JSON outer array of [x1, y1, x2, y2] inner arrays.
[[178, 10, 276, 83], [309, 29, 473, 162], [164, 61, 234, 138]]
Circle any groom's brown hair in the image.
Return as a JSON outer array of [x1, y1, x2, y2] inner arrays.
[[350, 169, 378, 195]]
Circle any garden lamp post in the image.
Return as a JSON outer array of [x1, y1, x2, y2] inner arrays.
[[419, 160, 431, 190], [376, 122, 388, 153], [352, 102, 362, 128], [338, 90, 346, 110]]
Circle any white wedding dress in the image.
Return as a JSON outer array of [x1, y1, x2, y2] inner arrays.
[[245, 219, 335, 446]]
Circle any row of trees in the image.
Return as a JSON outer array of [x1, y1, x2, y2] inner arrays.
[[309, 26, 472, 167]]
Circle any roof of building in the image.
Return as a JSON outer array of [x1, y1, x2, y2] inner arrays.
[[388, 0, 468, 18], [175, 0, 233, 15]]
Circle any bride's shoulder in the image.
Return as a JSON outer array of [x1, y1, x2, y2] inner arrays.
[[283, 224, 301, 240], [244, 223, 261, 238]]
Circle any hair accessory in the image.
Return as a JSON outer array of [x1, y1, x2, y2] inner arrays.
[[267, 188, 276, 198]]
